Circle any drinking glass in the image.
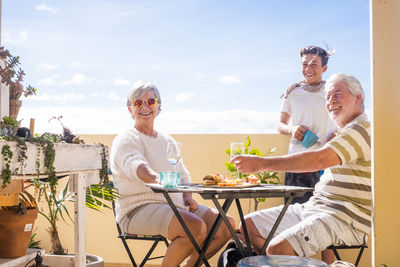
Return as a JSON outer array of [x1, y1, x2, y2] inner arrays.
[[167, 142, 182, 170], [230, 142, 245, 178]]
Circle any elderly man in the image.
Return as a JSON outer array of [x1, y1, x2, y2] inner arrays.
[[232, 73, 370, 264]]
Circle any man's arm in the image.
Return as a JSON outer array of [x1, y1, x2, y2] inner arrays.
[[232, 146, 341, 174], [278, 112, 308, 141], [277, 112, 292, 135]]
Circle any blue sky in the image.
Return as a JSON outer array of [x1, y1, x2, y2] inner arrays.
[[2, 0, 370, 134]]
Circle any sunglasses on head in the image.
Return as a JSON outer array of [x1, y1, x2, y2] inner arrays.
[[132, 98, 158, 108]]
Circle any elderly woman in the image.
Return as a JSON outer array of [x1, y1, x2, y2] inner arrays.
[[110, 82, 235, 267]]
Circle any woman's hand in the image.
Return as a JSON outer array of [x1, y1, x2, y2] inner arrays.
[[183, 193, 198, 212]]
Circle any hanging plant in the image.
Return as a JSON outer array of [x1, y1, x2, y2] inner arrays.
[[1, 144, 13, 188]]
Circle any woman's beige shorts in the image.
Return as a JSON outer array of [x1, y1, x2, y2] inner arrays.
[[121, 203, 209, 236]]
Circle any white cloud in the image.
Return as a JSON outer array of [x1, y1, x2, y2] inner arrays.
[[219, 75, 241, 85], [3, 30, 28, 44], [36, 63, 58, 71], [64, 73, 91, 85], [18, 106, 131, 134], [38, 78, 55, 86], [29, 92, 87, 103], [35, 4, 58, 14], [194, 73, 206, 79], [114, 78, 131, 86], [89, 92, 124, 101], [20, 106, 279, 134], [157, 109, 279, 134], [176, 93, 195, 102], [68, 62, 83, 69], [107, 91, 124, 101]]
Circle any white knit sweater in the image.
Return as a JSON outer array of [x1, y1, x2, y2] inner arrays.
[[110, 127, 191, 223]]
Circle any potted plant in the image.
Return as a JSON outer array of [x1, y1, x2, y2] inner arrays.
[[0, 46, 37, 119], [0, 116, 20, 138], [0, 181, 38, 258], [0, 116, 117, 264], [30, 117, 117, 266]]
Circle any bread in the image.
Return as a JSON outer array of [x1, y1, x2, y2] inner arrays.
[[203, 173, 225, 185]]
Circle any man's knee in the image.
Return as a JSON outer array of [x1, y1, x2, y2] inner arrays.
[[239, 217, 258, 236], [266, 238, 297, 256]]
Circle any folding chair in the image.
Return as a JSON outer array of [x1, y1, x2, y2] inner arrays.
[[111, 193, 169, 267], [327, 242, 368, 267]]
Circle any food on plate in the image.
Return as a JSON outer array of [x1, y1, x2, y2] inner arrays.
[[234, 179, 245, 185], [247, 174, 261, 185], [202, 173, 261, 187], [203, 173, 225, 185]]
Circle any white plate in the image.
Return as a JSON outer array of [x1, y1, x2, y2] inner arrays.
[[198, 183, 260, 189]]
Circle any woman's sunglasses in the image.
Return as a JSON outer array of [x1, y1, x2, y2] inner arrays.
[[132, 98, 158, 108]]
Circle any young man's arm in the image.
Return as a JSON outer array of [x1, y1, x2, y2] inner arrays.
[[232, 146, 341, 174], [278, 112, 309, 142]]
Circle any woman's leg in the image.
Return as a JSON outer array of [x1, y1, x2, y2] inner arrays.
[[163, 210, 207, 267]]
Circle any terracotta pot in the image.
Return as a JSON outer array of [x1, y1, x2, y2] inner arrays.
[[9, 99, 22, 120], [0, 208, 38, 258]]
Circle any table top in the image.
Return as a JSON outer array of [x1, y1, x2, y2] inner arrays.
[[146, 183, 313, 199], [238, 255, 327, 267]]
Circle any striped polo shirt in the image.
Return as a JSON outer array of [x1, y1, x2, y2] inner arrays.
[[306, 113, 371, 234]]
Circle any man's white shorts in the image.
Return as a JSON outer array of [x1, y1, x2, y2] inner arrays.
[[247, 203, 366, 257]]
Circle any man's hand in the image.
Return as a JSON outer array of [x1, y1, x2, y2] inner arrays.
[[231, 155, 266, 174], [232, 146, 342, 174]]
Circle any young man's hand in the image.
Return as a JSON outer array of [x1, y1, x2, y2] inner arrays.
[[291, 125, 309, 141]]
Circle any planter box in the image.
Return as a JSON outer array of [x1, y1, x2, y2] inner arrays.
[[0, 141, 103, 176]]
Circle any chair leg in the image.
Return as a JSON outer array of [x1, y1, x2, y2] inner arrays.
[[354, 246, 366, 266], [331, 247, 341, 261], [139, 240, 160, 267], [328, 245, 367, 266], [121, 237, 138, 267]]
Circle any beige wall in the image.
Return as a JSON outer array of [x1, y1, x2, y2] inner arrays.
[[372, 0, 400, 266], [32, 133, 371, 266]]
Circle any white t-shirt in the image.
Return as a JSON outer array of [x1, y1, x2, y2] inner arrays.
[[281, 86, 337, 154]]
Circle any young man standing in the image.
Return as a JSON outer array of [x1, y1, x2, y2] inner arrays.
[[278, 46, 337, 204]]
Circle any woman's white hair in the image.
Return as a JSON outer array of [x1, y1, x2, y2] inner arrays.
[[127, 81, 161, 107], [325, 73, 365, 111]]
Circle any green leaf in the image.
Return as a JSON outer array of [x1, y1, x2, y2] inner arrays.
[[248, 148, 263, 157], [225, 148, 231, 156], [245, 136, 251, 148], [225, 162, 237, 172]]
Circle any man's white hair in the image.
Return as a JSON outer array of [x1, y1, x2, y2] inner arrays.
[[325, 73, 365, 111]]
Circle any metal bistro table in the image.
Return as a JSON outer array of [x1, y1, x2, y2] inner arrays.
[[147, 183, 313, 267]]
